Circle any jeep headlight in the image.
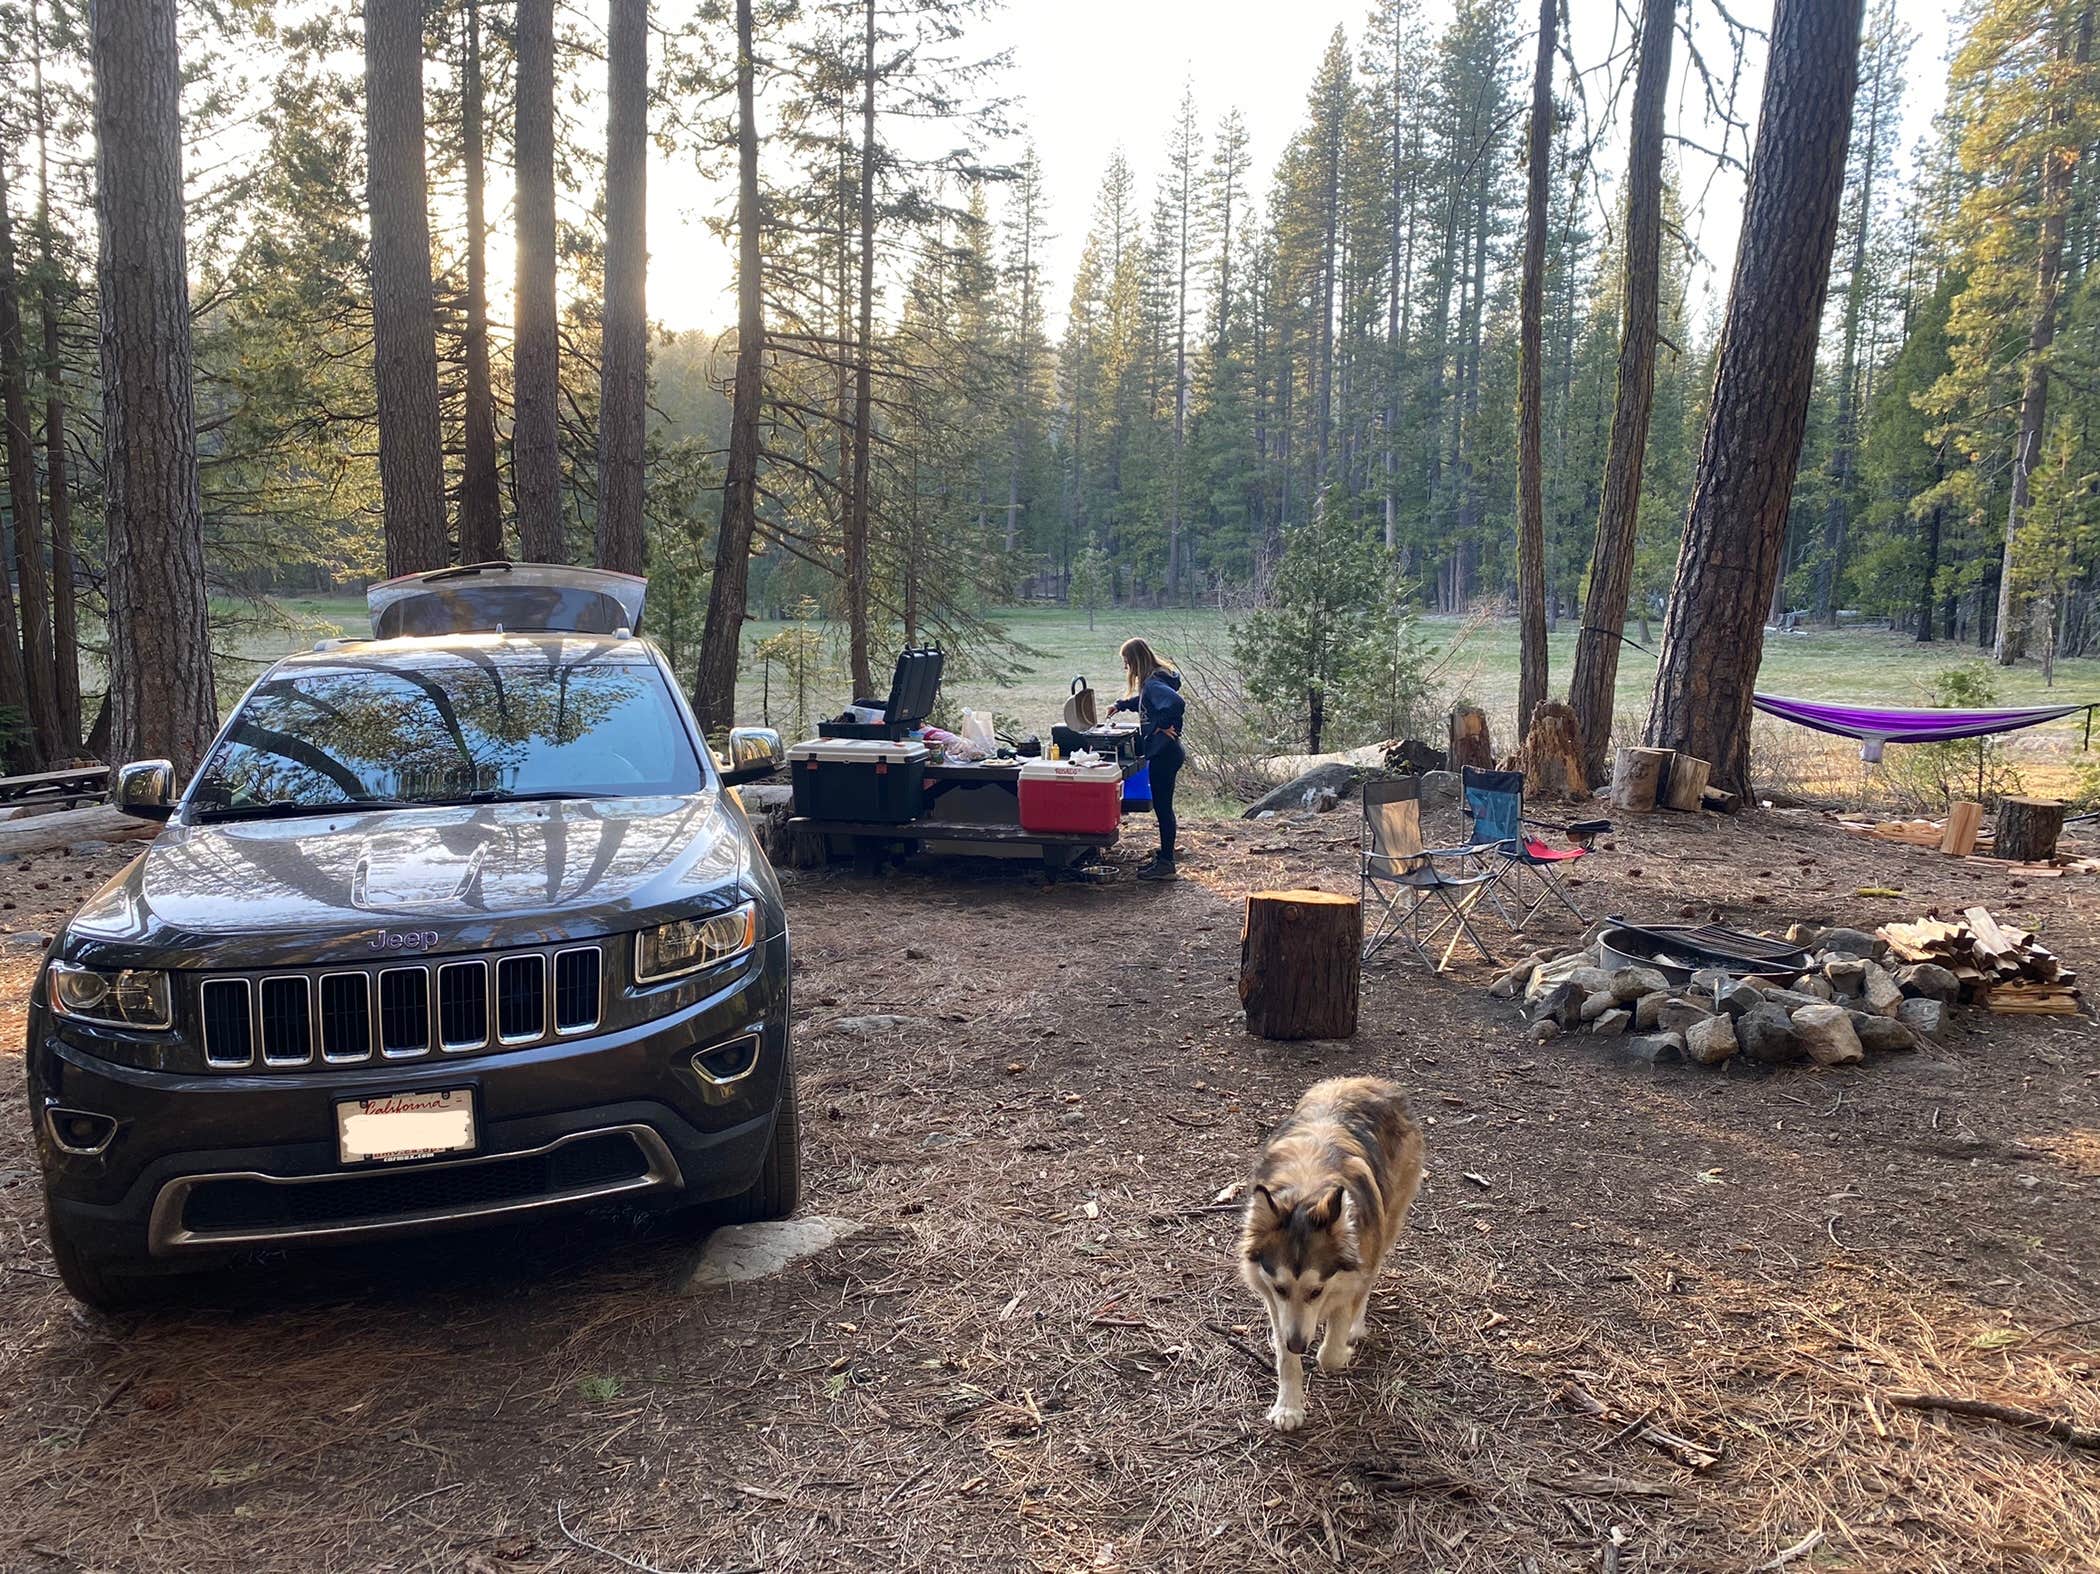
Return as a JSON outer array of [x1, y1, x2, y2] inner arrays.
[[635, 901, 758, 984], [48, 961, 174, 1031]]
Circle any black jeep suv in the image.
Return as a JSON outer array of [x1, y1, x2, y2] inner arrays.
[[26, 565, 795, 1308]]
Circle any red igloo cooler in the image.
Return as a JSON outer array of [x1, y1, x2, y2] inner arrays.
[[1017, 760, 1124, 836]]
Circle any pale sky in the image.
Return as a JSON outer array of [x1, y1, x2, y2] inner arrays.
[[642, 0, 1957, 338]]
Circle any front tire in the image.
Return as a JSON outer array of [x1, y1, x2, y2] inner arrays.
[[44, 1197, 159, 1312], [713, 1053, 801, 1224]]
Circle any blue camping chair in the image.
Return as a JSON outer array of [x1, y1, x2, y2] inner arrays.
[[1360, 776, 1497, 972], [1450, 766, 1604, 931]]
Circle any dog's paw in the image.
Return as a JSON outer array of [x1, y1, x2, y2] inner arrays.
[[1266, 1400, 1307, 1431], [1316, 1338, 1356, 1373]]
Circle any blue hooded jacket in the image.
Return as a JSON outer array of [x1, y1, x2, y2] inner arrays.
[[1110, 667, 1186, 760]]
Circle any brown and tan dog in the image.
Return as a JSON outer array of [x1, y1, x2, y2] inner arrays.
[[1238, 1076, 1424, 1430]]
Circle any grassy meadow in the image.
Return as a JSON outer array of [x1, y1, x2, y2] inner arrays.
[[220, 595, 2100, 805]]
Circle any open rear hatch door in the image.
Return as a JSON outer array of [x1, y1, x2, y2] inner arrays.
[[367, 562, 647, 638]]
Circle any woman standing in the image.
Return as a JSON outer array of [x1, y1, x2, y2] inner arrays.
[[1106, 637, 1187, 880]]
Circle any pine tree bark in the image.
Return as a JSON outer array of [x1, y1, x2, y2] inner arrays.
[[845, 0, 878, 700], [595, 0, 648, 577], [32, 5, 79, 751], [364, 0, 448, 577], [0, 156, 61, 763], [513, 0, 564, 563], [1514, 0, 1555, 738], [1993, 0, 2093, 665], [695, 0, 765, 737], [1567, 0, 1675, 785], [458, 0, 503, 564], [1644, 0, 1864, 802], [92, 0, 218, 775]]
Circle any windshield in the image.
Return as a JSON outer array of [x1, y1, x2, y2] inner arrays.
[[190, 653, 705, 818]]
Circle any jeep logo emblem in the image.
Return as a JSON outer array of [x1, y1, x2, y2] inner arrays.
[[369, 929, 442, 952]]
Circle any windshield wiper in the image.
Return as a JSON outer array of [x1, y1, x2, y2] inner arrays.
[[445, 788, 619, 805], [193, 797, 419, 824]]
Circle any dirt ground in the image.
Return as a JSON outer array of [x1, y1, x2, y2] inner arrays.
[[3, 799, 2099, 1574]]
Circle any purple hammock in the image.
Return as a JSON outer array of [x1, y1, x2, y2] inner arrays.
[[1752, 692, 2095, 763]]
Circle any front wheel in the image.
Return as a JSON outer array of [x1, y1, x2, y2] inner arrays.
[[44, 1197, 161, 1313], [712, 1053, 801, 1224]]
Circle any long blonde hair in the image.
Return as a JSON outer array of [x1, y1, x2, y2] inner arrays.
[[1120, 637, 1176, 694]]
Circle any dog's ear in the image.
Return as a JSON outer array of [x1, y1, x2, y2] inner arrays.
[[1306, 1184, 1346, 1228], [1250, 1183, 1282, 1218]]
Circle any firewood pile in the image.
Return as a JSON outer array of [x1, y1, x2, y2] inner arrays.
[[1879, 907, 2082, 1016]]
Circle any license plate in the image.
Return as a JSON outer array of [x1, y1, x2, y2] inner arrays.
[[336, 1088, 476, 1165]]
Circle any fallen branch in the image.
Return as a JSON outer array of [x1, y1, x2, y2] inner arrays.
[[1755, 1527, 1826, 1571], [1887, 1391, 2100, 1451]]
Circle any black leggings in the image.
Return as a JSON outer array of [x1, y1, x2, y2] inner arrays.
[[1150, 741, 1185, 858]]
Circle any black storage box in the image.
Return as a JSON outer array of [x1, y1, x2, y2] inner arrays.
[[819, 646, 945, 740], [787, 739, 929, 823]]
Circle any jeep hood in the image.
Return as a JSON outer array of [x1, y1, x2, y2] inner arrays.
[[62, 794, 768, 970]]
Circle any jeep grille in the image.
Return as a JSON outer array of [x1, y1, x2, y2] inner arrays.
[[197, 944, 606, 1068]]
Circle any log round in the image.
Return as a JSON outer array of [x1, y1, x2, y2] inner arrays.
[[1610, 746, 1672, 813], [1994, 797, 2066, 865], [1662, 753, 1712, 813], [1240, 890, 1362, 1040]]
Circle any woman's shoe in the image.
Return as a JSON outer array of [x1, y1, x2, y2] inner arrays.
[[1136, 855, 1179, 881]]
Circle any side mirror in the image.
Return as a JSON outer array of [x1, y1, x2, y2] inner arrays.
[[114, 760, 176, 822], [719, 727, 784, 787]]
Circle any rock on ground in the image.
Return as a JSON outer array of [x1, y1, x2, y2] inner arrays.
[[827, 1014, 926, 1039], [1611, 965, 1670, 1003], [684, 1217, 865, 1291], [1861, 961, 1905, 1016], [1895, 963, 1960, 1002], [1898, 997, 1947, 1039], [1737, 1002, 1801, 1065], [1684, 1014, 1739, 1065], [1624, 1032, 1685, 1065], [1790, 1002, 1865, 1067], [1856, 1016, 1918, 1054]]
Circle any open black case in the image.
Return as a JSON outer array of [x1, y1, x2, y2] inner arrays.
[[818, 646, 946, 741]]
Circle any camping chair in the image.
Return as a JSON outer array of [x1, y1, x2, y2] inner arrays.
[[1361, 777, 1498, 972], [1454, 766, 1601, 931]]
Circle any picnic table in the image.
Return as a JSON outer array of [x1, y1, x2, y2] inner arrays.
[[788, 755, 1137, 875], [0, 764, 111, 810]]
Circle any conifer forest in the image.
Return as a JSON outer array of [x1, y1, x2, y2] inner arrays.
[[3, 0, 2096, 799]]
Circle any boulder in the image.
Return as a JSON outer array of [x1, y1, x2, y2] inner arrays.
[[1856, 1016, 1918, 1054], [1737, 1002, 1801, 1065], [1591, 1008, 1630, 1036], [1611, 965, 1671, 1004], [1793, 974, 1836, 1002], [1860, 961, 1904, 1016], [1568, 966, 1617, 1000], [1530, 1018, 1562, 1043], [1633, 991, 1668, 1031], [1818, 927, 1882, 960], [1623, 1032, 1686, 1065], [1419, 770, 1461, 808], [1790, 1002, 1864, 1067], [1898, 997, 1947, 1039], [1579, 990, 1618, 1024], [1656, 997, 1714, 1033], [1761, 986, 1823, 1014], [1823, 956, 1867, 994], [1684, 1013, 1739, 1066], [684, 1217, 865, 1290], [1242, 762, 1365, 819], [2, 930, 52, 951], [1895, 963, 1960, 1002], [1717, 980, 1764, 1018]]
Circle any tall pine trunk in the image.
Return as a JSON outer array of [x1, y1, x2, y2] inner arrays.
[[92, 0, 217, 774], [695, 0, 765, 736], [1644, 0, 1864, 802], [1992, 0, 2093, 665], [1567, 0, 1675, 783], [364, 0, 448, 576], [845, 0, 877, 699], [513, 0, 564, 562], [458, 0, 502, 563], [0, 157, 60, 763], [595, 0, 648, 576], [1514, 0, 1556, 735], [33, 3, 79, 750]]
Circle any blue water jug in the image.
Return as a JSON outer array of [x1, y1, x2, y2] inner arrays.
[[1122, 762, 1152, 814]]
